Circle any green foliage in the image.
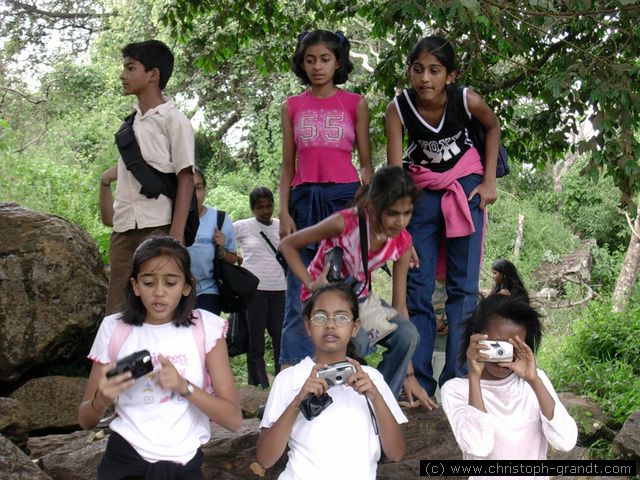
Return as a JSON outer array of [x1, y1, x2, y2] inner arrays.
[[482, 184, 580, 287], [558, 157, 629, 250], [539, 302, 640, 426]]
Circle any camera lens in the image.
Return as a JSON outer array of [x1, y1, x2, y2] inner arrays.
[[336, 375, 342, 382], [497, 349, 504, 356]]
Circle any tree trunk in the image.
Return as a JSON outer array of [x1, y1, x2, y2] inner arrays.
[[514, 214, 525, 258], [612, 197, 640, 312]]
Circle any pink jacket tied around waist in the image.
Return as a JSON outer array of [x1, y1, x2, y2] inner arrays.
[[409, 148, 484, 238]]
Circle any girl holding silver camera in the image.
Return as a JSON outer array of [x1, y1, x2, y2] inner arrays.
[[278, 166, 437, 410], [441, 295, 577, 479], [256, 283, 406, 479]]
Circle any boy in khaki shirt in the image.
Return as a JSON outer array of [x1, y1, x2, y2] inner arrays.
[[102, 39, 195, 315]]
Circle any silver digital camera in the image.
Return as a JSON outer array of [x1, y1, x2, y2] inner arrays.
[[317, 361, 356, 386], [478, 340, 514, 362]]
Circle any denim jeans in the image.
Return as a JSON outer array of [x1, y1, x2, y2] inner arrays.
[[407, 173, 484, 395], [195, 294, 222, 316], [350, 303, 419, 398], [278, 182, 359, 365]]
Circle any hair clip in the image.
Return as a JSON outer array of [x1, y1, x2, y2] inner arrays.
[[335, 31, 346, 45], [297, 30, 309, 42]]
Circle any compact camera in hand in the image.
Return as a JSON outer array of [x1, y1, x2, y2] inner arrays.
[[106, 349, 153, 379], [478, 340, 514, 362], [317, 361, 356, 387]]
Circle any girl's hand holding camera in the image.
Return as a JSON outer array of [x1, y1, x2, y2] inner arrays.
[[295, 364, 329, 403], [498, 335, 538, 383], [346, 359, 379, 400], [467, 333, 489, 377], [96, 362, 135, 407]]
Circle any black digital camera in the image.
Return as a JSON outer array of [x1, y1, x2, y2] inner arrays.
[[325, 247, 344, 283], [106, 349, 153, 379]]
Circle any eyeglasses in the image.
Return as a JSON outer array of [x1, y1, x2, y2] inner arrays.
[[309, 313, 353, 327]]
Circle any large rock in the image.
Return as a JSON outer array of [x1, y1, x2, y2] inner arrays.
[[237, 385, 269, 418], [0, 397, 30, 451], [0, 203, 107, 389], [0, 433, 52, 479], [28, 430, 92, 460], [39, 431, 107, 480], [378, 407, 464, 479], [11, 376, 86, 434], [558, 392, 614, 443], [533, 239, 596, 289], [612, 409, 640, 459]]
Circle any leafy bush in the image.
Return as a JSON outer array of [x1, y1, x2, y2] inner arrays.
[[482, 187, 579, 288], [539, 302, 640, 426], [558, 158, 629, 251]]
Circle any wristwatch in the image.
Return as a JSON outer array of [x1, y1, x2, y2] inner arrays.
[[183, 380, 195, 397]]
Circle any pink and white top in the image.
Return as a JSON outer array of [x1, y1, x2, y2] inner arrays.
[[288, 89, 362, 186], [301, 207, 412, 302], [88, 310, 227, 464]]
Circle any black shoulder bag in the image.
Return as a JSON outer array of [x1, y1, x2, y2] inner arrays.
[[114, 111, 200, 246], [214, 210, 259, 313], [259, 231, 288, 274]]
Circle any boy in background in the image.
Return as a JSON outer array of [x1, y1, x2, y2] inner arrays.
[[103, 39, 195, 315]]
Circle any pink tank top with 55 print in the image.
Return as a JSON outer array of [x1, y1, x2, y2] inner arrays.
[[288, 89, 362, 186]]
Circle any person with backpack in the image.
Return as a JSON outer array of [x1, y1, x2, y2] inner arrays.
[[105, 40, 196, 316], [78, 235, 242, 479], [187, 167, 240, 315], [385, 36, 502, 399]]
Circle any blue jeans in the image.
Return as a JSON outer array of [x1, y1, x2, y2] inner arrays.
[[407, 173, 484, 395], [350, 305, 419, 398], [279, 182, 359, 365], [195, 294, 222, 316]]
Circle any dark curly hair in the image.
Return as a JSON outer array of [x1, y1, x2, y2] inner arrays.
[[355, 166, 420, 224], [121, 39, 174, 90], [292, 30, 353, 85], [120, 235, 196, 327], [460, 294, 544, 365]]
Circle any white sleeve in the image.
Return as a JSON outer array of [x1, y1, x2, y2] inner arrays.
[[366, 367, 407, 424], [537, 370, 578, 452], [200, 309, 228, 354], [441, 378, 495, 458], [259, 369, 299, 429], [87, 314, 119, 364]]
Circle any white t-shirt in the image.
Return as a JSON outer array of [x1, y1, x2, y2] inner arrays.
[[88, 309, 227, 464], [260, 357, 408, 480], [441, 369, 578, 480], [233, 217, 286, 291]]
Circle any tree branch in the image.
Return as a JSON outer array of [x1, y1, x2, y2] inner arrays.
[[6, 0, 111, 20], [0, 85, 45, 104]]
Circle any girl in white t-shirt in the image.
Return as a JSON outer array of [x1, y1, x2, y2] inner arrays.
[[78, 235, 242, 479], [256, 283, 407, 480], [441, 295, 577, 480]]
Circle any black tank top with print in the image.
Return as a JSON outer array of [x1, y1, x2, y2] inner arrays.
[[393, 86, 475, 173]]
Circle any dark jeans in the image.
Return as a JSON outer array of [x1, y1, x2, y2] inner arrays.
[[407, 173, 484, 395], [246, 290, 285, 388], [195, 294, 222, 316], [279, 182, 359, 365]]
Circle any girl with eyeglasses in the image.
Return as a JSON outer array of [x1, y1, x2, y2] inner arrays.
[[256, 283, 406, 479], [279, 166, 437, 409]]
